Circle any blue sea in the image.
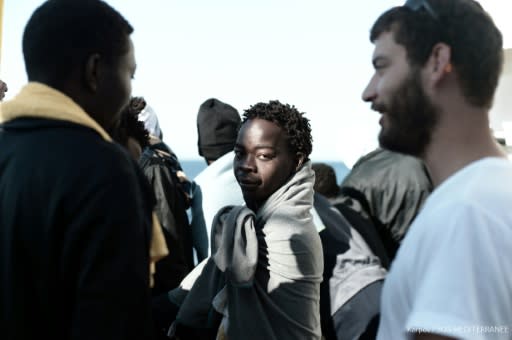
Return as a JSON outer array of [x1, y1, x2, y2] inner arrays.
[[180, 159, 350, 184]]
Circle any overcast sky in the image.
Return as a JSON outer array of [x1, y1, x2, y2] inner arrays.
[[2, 0, 510, 166]]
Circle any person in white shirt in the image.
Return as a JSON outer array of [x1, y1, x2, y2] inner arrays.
[[190, 98, 243, 261], [362, 0, 512, 339]]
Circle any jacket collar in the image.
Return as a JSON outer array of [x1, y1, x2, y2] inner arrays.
[[0, 82, 111, 141], [0, 82, 169, 284]]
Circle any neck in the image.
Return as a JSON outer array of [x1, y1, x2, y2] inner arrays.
[[246, 202, 260, 213], [423, 104, 507, 187]]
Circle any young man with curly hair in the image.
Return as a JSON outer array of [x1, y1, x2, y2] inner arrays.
[[166, 100, 323, 339]]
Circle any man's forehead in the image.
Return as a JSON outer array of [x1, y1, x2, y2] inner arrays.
[[372, 31, 405, 59]]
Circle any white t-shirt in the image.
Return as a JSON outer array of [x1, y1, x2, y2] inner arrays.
[[377, 157, 512, 340], [190, 152, 244, 259]]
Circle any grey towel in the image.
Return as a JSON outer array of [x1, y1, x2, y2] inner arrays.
[[169, 162, 323, 339]]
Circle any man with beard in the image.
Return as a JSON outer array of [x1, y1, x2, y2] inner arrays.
[[363, 0, 512, 339]]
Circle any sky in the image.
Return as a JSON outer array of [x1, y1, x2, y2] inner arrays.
[[2, 0, 510, 166]]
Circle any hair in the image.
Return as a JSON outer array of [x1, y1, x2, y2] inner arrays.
[[23, 0, 133, 86], [370, 0, 503, 109], [113, 97, 150, 149], [312, 163, 340, 198], [241, 100, 313, 160]]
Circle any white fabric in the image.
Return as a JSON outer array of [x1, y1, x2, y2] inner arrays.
[[378, 157, 512, 340], [329, 226, 387, 314], [194, 152, 243, 231], [310, 206, 326, 232], [138, 104, 161, 138], [190, 152, 244, 258]]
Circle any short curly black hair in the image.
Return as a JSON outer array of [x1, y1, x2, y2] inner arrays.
[[241, 100, 312, 160]]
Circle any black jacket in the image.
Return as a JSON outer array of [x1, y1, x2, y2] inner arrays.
[[139, 143, 194, 295], [338, 148, 433, 260], [0, 118, 155, 340]]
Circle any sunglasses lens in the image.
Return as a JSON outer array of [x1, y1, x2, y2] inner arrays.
[[404, 0, 422, 11], [404, 0, 438, 20]]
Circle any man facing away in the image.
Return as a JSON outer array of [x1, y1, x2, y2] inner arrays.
[[0, 1, 156, 339], [363, 0, 512, 339], [337, 147, 433, 262], [190, 98, 243, 261]]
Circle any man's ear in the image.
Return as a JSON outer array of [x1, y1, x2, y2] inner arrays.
[[295, 153, 305, 171], [428, 42, 452, 84], [84, 53, 101, 92]]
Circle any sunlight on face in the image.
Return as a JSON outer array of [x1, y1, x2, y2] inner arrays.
[[363, 31, 439, 157], [233, 118, 297, 211]]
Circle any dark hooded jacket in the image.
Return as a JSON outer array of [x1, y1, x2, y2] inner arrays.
[[139, 142, 194, 294], [0, 118, 155, 340], [337, 148, 433, 260]]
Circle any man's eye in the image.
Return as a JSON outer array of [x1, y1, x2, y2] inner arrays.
[[374, 62, 388, 73], [257, 154, 272, 160]]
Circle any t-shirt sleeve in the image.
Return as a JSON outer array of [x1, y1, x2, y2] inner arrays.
[[405, 201, 512, 339]]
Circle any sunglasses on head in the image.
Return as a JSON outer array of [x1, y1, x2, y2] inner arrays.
[[404, 0, 439, 20]]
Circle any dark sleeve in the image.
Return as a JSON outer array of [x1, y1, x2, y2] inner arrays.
[[64, 152, 155, 340], [333, 199, 390, 269], [143, 162, 191, 293], [189, 182, 209, 262]]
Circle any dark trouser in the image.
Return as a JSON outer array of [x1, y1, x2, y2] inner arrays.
[[332, 280, 383, 340]]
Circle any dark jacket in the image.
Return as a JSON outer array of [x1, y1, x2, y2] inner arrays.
[[139, 143, 194, 295], [338, 148, 433, 260], [315, 194, 386, 340], [0, 118, 155, 340]]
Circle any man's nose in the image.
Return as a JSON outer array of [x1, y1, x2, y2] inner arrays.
[[362, 74, 377, 102], [238, 154, 256, 172]]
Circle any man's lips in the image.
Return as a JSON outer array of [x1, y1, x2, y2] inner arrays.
[[379, 112, 389, 124], [237, 177, 260, 189], [371, 102, 385, 112]]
